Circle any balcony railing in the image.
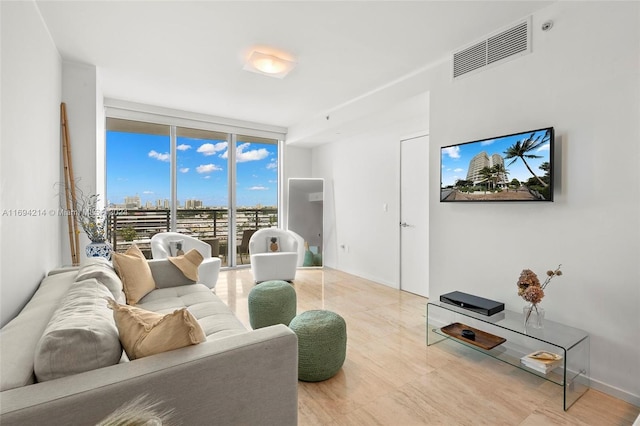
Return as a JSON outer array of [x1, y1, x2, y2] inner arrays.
[[107, 208, 277, 265]]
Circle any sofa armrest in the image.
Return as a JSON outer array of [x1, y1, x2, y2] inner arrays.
[[0, 325, 298, 426]]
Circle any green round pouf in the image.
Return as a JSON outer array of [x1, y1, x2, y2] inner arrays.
[[289, 310, 347, 382], [248, 280, 297, 329]]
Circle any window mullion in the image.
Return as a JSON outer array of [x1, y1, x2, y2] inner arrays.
[[228, 133, 237, 266], [170, 125, 177, 231]]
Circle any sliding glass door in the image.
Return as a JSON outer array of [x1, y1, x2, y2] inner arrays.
[[175, 127, 230, 264], [105, 119, 171, 259], [234, 135, 279, 265], [106, 118, 280, 267]]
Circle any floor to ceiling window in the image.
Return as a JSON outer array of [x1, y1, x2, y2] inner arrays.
[[105, 116, 281, 268], [235, 134, 279, 265]]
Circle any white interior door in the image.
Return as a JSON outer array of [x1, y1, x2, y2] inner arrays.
[[400, 135, 429, 297]]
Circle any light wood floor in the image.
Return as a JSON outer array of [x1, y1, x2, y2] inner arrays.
[[216, 268, 639, 426]]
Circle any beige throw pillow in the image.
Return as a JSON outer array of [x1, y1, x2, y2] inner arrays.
[[107, 298, 206, 360], [112, 244, 156, 305], [167, 249, 203, 282]]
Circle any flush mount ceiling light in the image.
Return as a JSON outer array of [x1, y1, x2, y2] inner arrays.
[[243, 51, 296, 79]]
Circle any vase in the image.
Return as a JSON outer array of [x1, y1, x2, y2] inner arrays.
[[523, 304, 545, 329], [86, 241, 112, 261]]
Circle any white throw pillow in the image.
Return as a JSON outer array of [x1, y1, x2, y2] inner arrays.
[[34, 279, 122, 382], [267, 236, 280, 252], [168, 239, 185, 257]]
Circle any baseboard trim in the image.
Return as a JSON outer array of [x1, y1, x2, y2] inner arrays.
[[589, 377, 640, 408], [336, 267, 399, 291]]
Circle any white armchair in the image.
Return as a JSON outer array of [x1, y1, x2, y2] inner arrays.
[[150, 232, 221, 289], [249, 228, 299, 283]]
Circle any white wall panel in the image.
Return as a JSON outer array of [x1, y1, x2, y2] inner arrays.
[[0, 1, 62, 326]]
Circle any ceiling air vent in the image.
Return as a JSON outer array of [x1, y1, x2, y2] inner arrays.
[[453, 17, 531, 80]]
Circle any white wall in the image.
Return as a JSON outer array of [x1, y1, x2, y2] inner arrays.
[[312, 0, 638, 406], [60, 61, 103, 266], [313, 132, 400, 286], [312, 92, 429, 286], [428, 2, 639, 404], [0, 1, 62, 326]]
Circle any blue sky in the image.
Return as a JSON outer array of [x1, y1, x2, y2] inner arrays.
[[106, 132, 278, 208], [440, 128, 552, 187]]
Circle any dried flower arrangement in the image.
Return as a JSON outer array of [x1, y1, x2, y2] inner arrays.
[[58, 182, 108, 243], [74, 191, 108, 243], [517, 264, 563, 324]]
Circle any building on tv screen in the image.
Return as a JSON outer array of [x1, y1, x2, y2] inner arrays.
[[440, 127, 553, 202]]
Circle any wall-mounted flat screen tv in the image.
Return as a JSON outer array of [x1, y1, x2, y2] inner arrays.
[[441, 127, 554, 202]]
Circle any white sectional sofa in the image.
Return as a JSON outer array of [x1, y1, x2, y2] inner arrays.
[[0, 258, 298, 425]]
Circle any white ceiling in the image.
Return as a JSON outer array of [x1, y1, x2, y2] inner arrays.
[[36, 1, 553, 144]]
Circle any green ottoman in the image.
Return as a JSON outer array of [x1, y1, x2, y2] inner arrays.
[[289, 310, 347, 382], [248, 280, 297, 329]]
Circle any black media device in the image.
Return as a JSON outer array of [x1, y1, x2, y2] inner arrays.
[[440, 291, 505, 316]]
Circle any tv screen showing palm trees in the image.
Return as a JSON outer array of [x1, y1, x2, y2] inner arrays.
[[441, 127, 554, 202]]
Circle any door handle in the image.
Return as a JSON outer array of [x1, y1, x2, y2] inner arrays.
[[400, 222, 411, 228]]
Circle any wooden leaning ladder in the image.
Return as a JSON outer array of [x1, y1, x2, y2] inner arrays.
[[61, 103, 80, 265]]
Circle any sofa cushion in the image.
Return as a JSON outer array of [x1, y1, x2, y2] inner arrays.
[[33, 278, 122, 382], [75, 258, 125, 304], [137, 284, 246, 340], [112, 244, 156, 305], [0, 270, 77, 391], [107, 299, 206, 360]]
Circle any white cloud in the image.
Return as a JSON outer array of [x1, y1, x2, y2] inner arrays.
[[196, 164, 222, 174], [442, 146, 461, 159], [203, 176, 211, 179], [266, 161, 277, 170], [177, 144, 192, 151], [179, 167, 190, 173], [197, 142, 227, 156], [236, 143, 269, 163], [481, 139, 496, 146], [143, 191, 154, 194], [537, 143, 550, 152], [148, 150, 170, 162], [454, 168, 464, 173], [249, 186, 268, 191]]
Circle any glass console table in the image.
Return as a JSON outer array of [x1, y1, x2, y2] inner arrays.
[[427, 302, 590, 410]]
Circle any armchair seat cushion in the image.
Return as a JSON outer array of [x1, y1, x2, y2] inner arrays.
[[250, 252, 298, 283]]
